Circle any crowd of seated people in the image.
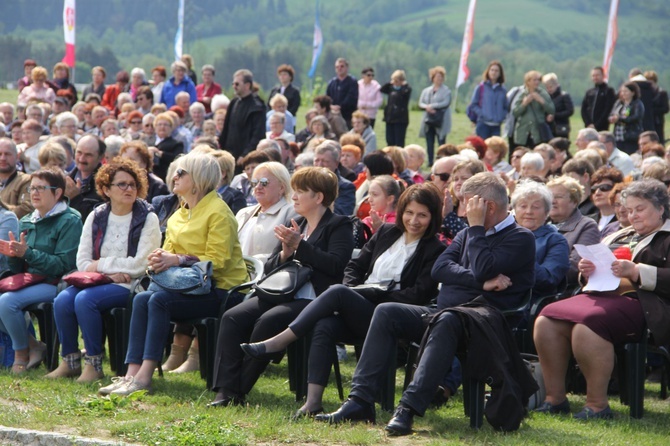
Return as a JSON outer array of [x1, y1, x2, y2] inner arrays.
[[0, 57, 668, 436]]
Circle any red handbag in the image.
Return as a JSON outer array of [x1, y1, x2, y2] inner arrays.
[[63, 271, 113, 289], [0, 273, 50, 292]]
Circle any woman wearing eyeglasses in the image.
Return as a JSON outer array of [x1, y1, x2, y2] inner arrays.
[[49, 159, 161, 381], [590, 167, 624, 237], [98, 153, 247, 396], [0, 169, 82, 374], [123, 111, 144, 141], [148, 112, 184, 182], [235, 162, 297, 264], [441, 159, 486, 240]]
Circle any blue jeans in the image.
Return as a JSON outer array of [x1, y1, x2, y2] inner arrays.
[[125, 288, 226, 364], [0, 283, 58, 350], [425, 125, 446, 166], [475, 122, 501, 139], [54, 284, 130, 356]]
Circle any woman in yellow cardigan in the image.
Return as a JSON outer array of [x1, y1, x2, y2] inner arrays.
[[99, 153, 247, 396]]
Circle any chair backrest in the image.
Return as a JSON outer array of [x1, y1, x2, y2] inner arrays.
[[234, 255, 264, 298]]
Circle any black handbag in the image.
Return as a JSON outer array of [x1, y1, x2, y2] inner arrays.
[[425, 108, 446, 127], [253, 260, 312, 304], [147, 261, 213, 295]]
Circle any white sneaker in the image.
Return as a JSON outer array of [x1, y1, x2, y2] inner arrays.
[[98, 376, 130, 395], [110, 376, 152, 396]]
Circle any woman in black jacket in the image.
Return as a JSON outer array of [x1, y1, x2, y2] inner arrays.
[[380, 70, 412, 147], [240, 182, 445, 417], [209, 167, 354, 408], [609, 81, 645, 155], [543, 73, 574, 139]]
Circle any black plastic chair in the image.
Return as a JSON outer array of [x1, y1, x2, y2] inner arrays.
[[175, 256, 264, 388]]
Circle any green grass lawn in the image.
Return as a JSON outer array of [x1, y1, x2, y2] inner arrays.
[[1, 349, 669, 445]]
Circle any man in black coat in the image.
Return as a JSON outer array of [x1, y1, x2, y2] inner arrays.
[[315, 173, 536, 435], [65, 134, 105, 221], [581, 67, 617, 132], [326, 58, 358, 129], [218, 69, 266, 165]]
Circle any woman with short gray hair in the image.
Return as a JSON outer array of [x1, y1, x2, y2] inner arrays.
[[536, 179, 670, 419], [512, 180, 569, 296]]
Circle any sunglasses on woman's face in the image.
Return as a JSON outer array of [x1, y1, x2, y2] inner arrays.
[[175, 168, 188, 178], [591, 184, 614, 193], [251, 178, 270, 188]]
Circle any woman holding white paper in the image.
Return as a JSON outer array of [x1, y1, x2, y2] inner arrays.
[[534, 179, 670, 420]]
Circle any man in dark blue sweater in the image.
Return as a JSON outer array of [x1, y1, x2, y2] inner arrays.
[[315, 172, 536, 433]]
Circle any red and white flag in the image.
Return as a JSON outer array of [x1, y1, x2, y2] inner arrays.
[[62, 0, 76, 67], [456, 0, 477, 88], [602, 0, 619, 82]]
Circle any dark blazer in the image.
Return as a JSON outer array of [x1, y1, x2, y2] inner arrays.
[[265, 208, 354, 295], [268, 84, 301, 116], [218, 93, 266, 160], [69, 165, 103, 222], [380, 82, 412, 124], [147, 173, 169, 203], [334, 173, 355, 216], [344, 224, 445, 305], [629, 221, 670, 346], [581, 82, 617, 131], [153, 137, 184, 181]]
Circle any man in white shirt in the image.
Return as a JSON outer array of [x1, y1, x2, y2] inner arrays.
[[599, 131, 634, 176]]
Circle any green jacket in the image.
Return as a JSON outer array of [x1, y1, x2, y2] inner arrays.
[[9, 205, 83, 279], [512, 86, 555, 146]]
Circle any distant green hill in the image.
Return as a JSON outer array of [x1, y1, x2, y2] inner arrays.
[[1, 0, 667, 106]]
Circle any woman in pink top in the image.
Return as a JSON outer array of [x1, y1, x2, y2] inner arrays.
[[18, 67, 56, 105], [357, 67, 383, 128], [362, 175, 402, 233]]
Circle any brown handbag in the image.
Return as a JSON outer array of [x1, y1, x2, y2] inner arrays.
[[63, 271, 113, 289], [0, 273, 51, 292]]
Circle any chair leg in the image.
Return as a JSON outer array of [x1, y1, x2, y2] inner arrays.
[[626, 342, 646, 419], [332, 347, 344, 401], [463, 378, 485, 429]]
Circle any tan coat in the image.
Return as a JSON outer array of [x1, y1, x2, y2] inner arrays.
[[0, 171, 33, 219]]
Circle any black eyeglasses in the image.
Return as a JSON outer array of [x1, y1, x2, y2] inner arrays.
[[28, 185, 57, 193], [130, 120, 142, 125], [591, 184, 614, 193], [110, 182, 137, 191], [232, 82, 240, 87], [175, 168, 188, 178], [433, 172, 450, 182], [251, 178, 270, 188]]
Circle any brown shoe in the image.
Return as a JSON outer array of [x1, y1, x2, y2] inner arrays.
[[162, 344, 188, 371], [46, 354, 82, 379], [170, 347, 200, 373], [77, 355, 104, 383]]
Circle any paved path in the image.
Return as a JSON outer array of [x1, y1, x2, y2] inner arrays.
[[0, 426, 133, 446]]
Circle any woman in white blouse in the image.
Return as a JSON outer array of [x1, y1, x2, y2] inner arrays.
[[48, 159, 161, 382], [235, 162, 297, 263], [240, 183, 446, 417]]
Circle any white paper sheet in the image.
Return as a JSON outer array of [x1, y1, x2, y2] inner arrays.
[[574, 243, 621, 292]]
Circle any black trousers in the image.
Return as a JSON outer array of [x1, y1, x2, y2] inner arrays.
[[289, 284, 377, 386], [386, 122, 408, 148], [211, 296, 310, 397], [349, 303, 464, 416]]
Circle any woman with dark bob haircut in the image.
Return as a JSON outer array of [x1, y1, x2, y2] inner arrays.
[[49, 159, 161, 382], [210, 167, 355, 408], [609, 81, 645, 155], [0, 169, 82, 374], [535, 179, 670, 420], [240, 182, 446, 417]]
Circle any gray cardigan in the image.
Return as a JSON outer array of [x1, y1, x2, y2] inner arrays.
[[419, 84, 452, 139]]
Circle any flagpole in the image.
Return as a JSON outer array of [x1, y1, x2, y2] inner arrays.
[[455, 0, 477, 113], [602, 0, 619, 82]]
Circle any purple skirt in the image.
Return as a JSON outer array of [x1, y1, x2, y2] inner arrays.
[[540, 292, 645, 344]]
